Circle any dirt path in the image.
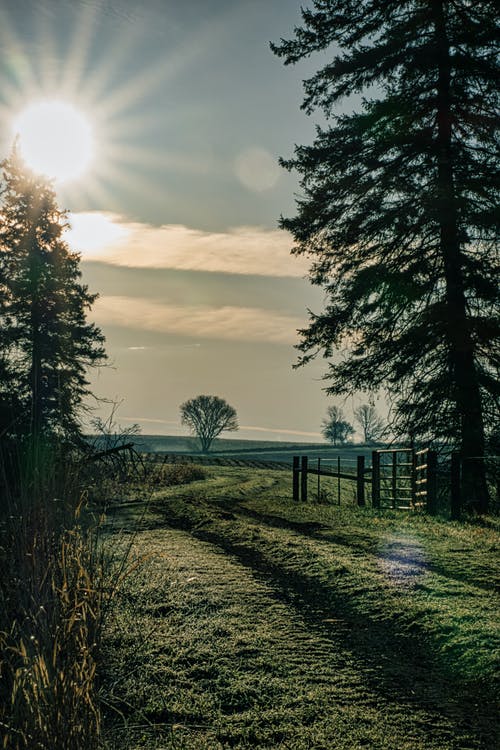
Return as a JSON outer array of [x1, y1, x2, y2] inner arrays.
[[101, 504, 490, 749]]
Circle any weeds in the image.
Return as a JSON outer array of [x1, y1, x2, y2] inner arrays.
[[0, 439, 128, 750], [0, 439, 204, 749]]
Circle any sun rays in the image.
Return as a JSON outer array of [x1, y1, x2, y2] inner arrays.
[[0, 1, 215, 210]]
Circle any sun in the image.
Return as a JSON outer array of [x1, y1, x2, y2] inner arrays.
[[13, 100, 94, 183]]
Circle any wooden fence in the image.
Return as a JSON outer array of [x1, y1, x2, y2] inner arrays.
[[293, 448, 438, 512]]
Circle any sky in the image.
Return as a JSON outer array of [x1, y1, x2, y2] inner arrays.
[[0, 0, 367, 442]]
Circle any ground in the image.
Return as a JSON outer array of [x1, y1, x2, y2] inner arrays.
[[99, 467, 499, 750]]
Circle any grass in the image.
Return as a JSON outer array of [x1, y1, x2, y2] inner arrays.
[[0, 442, 105, 750], [99, 466, 499, 749]]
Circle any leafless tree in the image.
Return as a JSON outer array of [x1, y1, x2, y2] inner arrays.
[[354, 404, 386, 444], [321, 405, 354, 446], [180, 395, 238, 453]]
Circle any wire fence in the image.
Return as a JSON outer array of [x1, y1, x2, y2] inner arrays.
[[292, 450, 500, 516]]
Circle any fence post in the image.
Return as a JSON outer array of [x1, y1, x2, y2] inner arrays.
[[411, 449, 417, 507], [317, 457, 321, 501], [292, 456, 300, 502], [301, 456, 308, 503], [357, 455, 365, 506], [337, 455, 341, 505], [372, 450, 380, 508], [450, 452, 461, 520], [392, 451, 397, 509], [427, 450, 437, 515]]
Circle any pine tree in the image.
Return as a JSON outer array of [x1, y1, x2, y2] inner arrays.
[[0, 148, 106, 444], [272, 0, 499, 513]]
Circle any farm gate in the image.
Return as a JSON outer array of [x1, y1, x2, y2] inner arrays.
[[293, 448, 438, 512]]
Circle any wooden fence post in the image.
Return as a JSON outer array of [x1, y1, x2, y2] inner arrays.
[[411, 449, 417, 507], [337, 456, 341, 505], [292, 456, 300, 502], [301, 456, 308, 503], [427, 450, 437, 515], [372, 450, 380, 508], [450, 452, 461, 520], [317, 457, 321, 501], [392, 451, 397, 509], [357, 455, 365, 506]]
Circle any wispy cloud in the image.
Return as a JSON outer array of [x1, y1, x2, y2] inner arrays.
[[67, 211, 308, 278], [240, 425, 323, 439], [92, 295, 305, 344], [122, 417, 180, 426], [119, 417, 322, 441]]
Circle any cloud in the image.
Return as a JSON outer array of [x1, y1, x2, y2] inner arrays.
[[66, 211, 309, 278], [119, 417, 322, 441], [92, 295, 305, 344], [122, 417, 180, 426], [240, 425, 323, 439]]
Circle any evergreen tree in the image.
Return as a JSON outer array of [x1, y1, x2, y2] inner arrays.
[[0, 148, 106, 444], [272, 0, 499, 513]]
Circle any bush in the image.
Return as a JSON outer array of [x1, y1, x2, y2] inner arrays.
[[148, 462, 208, 487]]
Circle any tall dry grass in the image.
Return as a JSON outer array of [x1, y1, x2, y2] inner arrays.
[[0, 438, 109, 750]]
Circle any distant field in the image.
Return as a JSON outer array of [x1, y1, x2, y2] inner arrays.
[[126, 434, 382, 465]]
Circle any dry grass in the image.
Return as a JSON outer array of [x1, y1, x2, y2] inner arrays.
[[0, 442, 128, 750], [1, 526, 102, 750], [0, 442, 198, 749]]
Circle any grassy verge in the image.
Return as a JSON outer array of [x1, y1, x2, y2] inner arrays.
[[101, 466, 499, 749]]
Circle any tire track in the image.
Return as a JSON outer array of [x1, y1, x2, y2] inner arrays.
[[102, 503, 495, 749]]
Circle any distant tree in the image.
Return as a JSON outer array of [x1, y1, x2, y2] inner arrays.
[[272, 1, 499, 513], [354, 404, 386, 444], [321, 405, 354, 446], [0, 148, 106, 443], [180, 395, 238, 453]]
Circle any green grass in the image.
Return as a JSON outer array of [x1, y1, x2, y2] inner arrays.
[[99, 467, 499, 749]]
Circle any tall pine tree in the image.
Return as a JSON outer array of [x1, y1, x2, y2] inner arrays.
[[0, 148, 106, 445], [272, 0, 499, 513]]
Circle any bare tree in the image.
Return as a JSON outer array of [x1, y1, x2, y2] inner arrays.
[[180, 395, 238, 453], [354, 404, 386, 444], [321, 405, 354, 447]]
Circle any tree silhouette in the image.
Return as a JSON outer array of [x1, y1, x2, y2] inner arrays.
[[0, 148, 106, 444], [321, 405, 354, 446], [354, 404, 386, 444], [272, 1, 498, 513], [180, 395, 238, 453]]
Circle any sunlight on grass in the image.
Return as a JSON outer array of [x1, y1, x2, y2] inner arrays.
[[99, 465, 499, 749]]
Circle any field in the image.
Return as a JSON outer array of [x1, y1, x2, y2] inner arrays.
[[100, 465, 499, 749], [123, 434, 377, 465]]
